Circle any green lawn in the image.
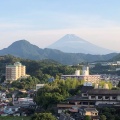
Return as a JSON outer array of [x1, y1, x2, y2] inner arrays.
[[0, 116, 31, 120]]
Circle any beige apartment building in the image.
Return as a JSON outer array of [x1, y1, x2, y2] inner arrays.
[[61, 66, 100, 84], [6, 62, 27, 81]]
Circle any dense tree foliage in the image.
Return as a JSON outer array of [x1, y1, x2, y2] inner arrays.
[[84, 115, 91, 120], [0, 55, 76, 83], [98, 107, 120, 120], [34, 79, 84, 109], [11, 77, 40, 90], [100, 115, 107, 120], [90, 63, 120, 75], [31, 113, 57, 120], [98, 80, 113, 89]]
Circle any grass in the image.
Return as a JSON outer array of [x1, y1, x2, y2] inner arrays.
[[0, 116, 31, 120]]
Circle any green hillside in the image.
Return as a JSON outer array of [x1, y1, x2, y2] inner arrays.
[[0, 40, 118, 65]]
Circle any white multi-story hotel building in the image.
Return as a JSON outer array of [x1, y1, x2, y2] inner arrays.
[[6, 62, 27, 81]]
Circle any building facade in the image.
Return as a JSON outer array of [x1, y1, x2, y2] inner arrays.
[[6, 62, 26, 81], [61, 66, 100, 84], [36, 84, 45, 91], [57, 86, 120, 113]]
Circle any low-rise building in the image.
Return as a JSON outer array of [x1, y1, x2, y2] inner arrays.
[[79, 108, 99, 120], [57, 86, 120, 112], [18, 98, 34, 105], [4, 106, 20, 114], [36, 84, 44, 91]]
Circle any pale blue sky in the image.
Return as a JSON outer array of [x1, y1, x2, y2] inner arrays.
[[0, 0, 120, 51]]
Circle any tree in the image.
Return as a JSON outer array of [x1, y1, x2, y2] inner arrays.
[[31, 113, 57, 120], [84, 115, 91, 120], [34, 79, 84, 109], [115, 115, 120, 120], [100, 115, 107, 120], [118, 81, 120, 87], [11, 76, 40, 90]]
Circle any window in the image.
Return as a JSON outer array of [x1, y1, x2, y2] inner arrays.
[[105, 96, 109, 99], [98, 96, 102, 99], [83, 93, 88, 96], [91, 96, 96, 99], [89, 102, 95, 105], [95, 113, 97, 115], [83, 102, 88, 105], [112, 96, 116, 99]]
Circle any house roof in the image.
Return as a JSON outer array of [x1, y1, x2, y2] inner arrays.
[[81, 86, 94, 93], [5, 106, 20, 109], [84, 108, 98, 112], [0, 103, 7, 106], [88, 89, 120, 95]]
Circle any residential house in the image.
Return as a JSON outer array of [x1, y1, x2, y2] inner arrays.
[[4, 106, 20, 114], [79, 108, 99, 120]]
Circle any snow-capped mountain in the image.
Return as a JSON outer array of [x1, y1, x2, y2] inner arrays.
[[47, 34, 115, 54]]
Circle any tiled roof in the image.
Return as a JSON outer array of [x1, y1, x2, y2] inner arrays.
[[88, 89, 120, 95], [81, 86, 94, 93], [84, 108, 98, 112]]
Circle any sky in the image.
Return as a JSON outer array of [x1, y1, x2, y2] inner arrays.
[[0, 0, 120, 51]]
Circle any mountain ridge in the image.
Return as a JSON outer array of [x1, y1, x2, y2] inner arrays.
[[47, 34, 115, 54], [0, 39, 118, 65]]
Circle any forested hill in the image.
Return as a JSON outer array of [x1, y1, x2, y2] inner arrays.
[[0, 55, 77, 83], [0, 40, 118, 65], [109, 53, 120, 61]]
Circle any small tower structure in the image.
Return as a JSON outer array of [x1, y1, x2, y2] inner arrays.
[[75, 70, 80, 76], [82, 66, 89, 75]]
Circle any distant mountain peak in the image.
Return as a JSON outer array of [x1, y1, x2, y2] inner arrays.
[[47, 34, 115, 54], [13, 39, 30, 44], [65, 34, 76, 37], [61, 34, 84, 40], [7, 40, 32, 50]]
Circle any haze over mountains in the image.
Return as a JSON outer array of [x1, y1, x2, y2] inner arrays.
[[0, 38, 118, 65], [48, 34, 115, 54]]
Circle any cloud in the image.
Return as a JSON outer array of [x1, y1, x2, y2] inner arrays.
[[25, 11, 120, 29], [0, 10, 119, 31]]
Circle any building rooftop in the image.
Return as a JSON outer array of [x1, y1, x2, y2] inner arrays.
[[67, 95, 89, 101], [61, 75, 100, 77], [81, 86, 94, 93], [88, 89, 120, 95], [84, 108, 98, 112], [5, 106, 20, 109], [14, 62, 22, 66], [6, 62, 25, 67], [6, 65, 15, 67]]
